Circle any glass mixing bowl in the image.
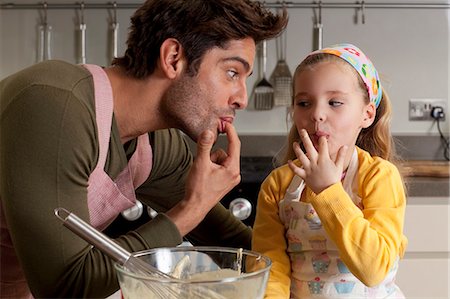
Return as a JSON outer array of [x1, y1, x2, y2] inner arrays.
[[114, 246, 271, 299]]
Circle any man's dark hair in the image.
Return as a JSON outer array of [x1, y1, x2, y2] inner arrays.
[[112, 0, 288, 78]]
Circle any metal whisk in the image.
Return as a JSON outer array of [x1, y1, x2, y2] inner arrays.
[[54, 208, 225, 299]]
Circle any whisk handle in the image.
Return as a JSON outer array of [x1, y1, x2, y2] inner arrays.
[[54, 207, 131, 265]]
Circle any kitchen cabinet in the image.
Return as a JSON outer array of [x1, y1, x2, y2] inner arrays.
[[396, 197, 450, 298]]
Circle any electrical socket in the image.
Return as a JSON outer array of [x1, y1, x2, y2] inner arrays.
[[409, 98, 447, 121]]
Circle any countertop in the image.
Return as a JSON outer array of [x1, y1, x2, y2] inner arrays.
[[400, 160, 449, 197]]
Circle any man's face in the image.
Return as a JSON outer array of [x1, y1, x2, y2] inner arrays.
[[161, 37, 255, 142]]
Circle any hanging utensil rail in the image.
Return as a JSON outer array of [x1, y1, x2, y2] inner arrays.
[[1, 2, 450, 10]]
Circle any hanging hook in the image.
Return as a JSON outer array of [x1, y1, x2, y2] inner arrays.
[[313, 1, 322, 25], [312, 0, 323, 50], [110, 1, 120, 61], [318, 0, 322, 25], [113, 1, 118, 24], [80, 2, 85, 24], [38, 1, 52, 61], [42, 2, 48, 24], [78, 1, 87, 64], [361, 0, 366, 24], [276, 1, 288, 60]]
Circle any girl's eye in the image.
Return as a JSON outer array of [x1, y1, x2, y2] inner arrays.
[[329, 99, 343, 107], [295, 100, 309, 107]]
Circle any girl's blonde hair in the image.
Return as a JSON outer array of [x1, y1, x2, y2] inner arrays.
[[280, 53, 398, 165]]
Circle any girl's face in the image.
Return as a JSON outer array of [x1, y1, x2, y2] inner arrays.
[[293, 61, 375, 161]]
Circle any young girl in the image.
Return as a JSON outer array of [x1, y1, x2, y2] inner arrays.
[[252, 44, 407, 299]]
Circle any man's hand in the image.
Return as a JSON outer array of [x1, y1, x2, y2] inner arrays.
[[166, 123, 241, 236]]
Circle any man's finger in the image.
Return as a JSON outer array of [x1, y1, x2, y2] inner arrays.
[[210, 149, 228, 164], [195, 130, 215, 163], [223, 122, 241, 166]]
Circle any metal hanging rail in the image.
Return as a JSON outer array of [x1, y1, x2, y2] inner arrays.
[[1, 2, 450, 10]]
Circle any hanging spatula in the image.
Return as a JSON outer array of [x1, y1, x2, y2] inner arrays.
[[253, 40, 274, 110], [270, 28, 292, 107]]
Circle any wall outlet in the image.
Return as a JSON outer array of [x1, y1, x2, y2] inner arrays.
[[409, 98, 447, 121]]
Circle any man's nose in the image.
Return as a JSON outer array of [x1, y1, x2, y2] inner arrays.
[[232, 82, 248, 109]]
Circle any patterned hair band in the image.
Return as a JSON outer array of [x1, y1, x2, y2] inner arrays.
[[309, 43, 382, 108]]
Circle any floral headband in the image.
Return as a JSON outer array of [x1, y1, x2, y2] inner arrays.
[[310, 43, 382, 108]]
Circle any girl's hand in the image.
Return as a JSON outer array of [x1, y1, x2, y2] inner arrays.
[[288, 129, 347, 194]]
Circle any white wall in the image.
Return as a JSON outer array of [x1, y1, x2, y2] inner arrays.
[[1, 0, 449, 135]]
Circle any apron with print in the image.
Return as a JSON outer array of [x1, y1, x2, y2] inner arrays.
[[279, 149, 405, 299], [0, 64, 152, 298]]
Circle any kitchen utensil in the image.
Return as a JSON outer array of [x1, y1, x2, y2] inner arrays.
[[37, 2, 52, 62], [253, 40, 274, 110], [270, 28, 292, 106], [313, 1, 323, 50], [115, 247, 271, 299], [109, 2, 119, 64], [77, 2, 87, 64], [54, 208, 224, 298]]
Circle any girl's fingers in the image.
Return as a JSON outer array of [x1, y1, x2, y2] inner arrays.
[[318, 136, 329, 158], [299, 129, 317, 160], [288, 160, 306, 178], [293, 142, 310, 168]]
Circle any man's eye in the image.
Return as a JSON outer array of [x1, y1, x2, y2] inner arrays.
[[227, 70, 238, 79]]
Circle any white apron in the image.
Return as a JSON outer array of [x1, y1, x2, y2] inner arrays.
[[0, 64, 152, 298], [279, 149, 405, 299]]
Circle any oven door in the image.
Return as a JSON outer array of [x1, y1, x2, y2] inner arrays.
[[220, 182, 262, 227], [221, 156, 274, 227]]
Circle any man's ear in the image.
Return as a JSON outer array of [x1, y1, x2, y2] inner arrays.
[[159, 38, 184, 79], [362, 102, 376, 129]]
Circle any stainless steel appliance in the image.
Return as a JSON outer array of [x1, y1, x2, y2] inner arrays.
[[103, 156, 274, 237], [220, 157, 274, 227]]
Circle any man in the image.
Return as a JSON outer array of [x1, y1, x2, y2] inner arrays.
[[0, 0, 288, 297]]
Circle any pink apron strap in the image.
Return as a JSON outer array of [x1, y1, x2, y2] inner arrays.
[[83, 64, 152, 230], [130, 134, 152, 187], [82, 64, 113, 175]]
